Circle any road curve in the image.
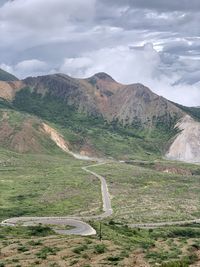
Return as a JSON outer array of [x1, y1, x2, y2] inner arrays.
[[2, 159, 200, 235], [1, 217, 96, 236], [0, 162, 112, 236]]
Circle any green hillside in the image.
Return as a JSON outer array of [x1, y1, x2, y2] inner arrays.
[[12, 87, 178, 160], [0, 102, 63, 154], [173, 101, 200, 121], [0, 149, 101, 221], [0, 68, 18, 81]]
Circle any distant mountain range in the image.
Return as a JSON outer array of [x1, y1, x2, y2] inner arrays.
[[0, 68, 200, 163]]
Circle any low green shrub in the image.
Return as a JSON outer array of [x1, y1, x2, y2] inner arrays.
[[72, 244, 88, 254], [107, 256, 121, 262], [27, 225, 54, 237], [36, 246, 59, 259], [17, 245, 29, 252], [94, 244, 107, 254]]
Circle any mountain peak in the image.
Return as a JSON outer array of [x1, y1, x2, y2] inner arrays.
[[92, 72, 116, 82]]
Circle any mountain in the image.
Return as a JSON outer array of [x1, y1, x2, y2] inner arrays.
[[22, 72, 184, 128], [0, 68, 22, 101], [1, 69, 200, 162], [0, 68, 18, 82]]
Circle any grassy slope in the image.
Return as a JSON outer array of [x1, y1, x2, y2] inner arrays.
[[0, 69, 18, 81], [173, 101, 200, 122], [89, 161, 200, 224], [0, 107, 64, 154], [0, 98, 103, 222], [0, 149, 101, 221], [1, 223, 200, 266]]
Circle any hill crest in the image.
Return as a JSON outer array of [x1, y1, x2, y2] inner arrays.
[[19, 72, 185, 128]]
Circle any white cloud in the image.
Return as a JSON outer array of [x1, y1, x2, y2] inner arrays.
[[60, 57, 93, 77], [62, 44, 159, 83], [1, 59, 49, 78], [0, 0, 200, 106], [59, 43, 200, 106]]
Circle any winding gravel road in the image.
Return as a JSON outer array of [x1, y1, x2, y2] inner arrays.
[[1, 159, 200, 236], [0, 162, 112, 236], [82, 163, 112, 218]]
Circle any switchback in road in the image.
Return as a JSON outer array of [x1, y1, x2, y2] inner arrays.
[[1, 162, 112, 236]]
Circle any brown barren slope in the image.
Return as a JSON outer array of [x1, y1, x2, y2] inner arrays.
[[0, 110, 66, 153], [0, 81, 24, 100], [22, 72, 184, 127]]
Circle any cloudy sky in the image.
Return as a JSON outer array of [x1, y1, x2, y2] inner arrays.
[[0, 0, 200, 106]]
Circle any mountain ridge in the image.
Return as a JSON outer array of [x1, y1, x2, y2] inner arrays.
[[1, 69, 200, 163], [20, 72, 185, 128]]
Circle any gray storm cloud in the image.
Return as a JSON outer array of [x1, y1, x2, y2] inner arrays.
[[99, 0, 200, 11], [0, 0, 200, 106]]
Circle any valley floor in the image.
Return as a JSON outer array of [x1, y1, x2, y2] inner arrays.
[[0, 150, 102, 222], [90, 160, 200, 224], [1, 149, 200, 266]]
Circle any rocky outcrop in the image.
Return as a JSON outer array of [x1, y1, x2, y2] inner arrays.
[[42, 123, 70, 152], [155, 164, 192, 175], [42, 123, 100, 160], [0, 81, 24, 100], [166, 115, 200, 163], [106, 83, 183, 126]]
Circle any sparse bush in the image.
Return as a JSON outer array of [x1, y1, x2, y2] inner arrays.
[[72, 244, 88, 254], [120, 250, 129, 257], [28, 240, 42, 246], [109, 219, 115, 225], [82, 253, 90, 259], [34, 261, 40, 265], [107, 256, 121, 262], [70, 259, 79, 266], [49, 263, 60, 267], [167, 228, 200, 238], [27, 225, 54, 237], [36, 246, 59, 259], [94, 244, 107, 254], [161, 260, 188, 267], [12, 259, 19, 263], [84, 238, 92, 244], [17, 245, 29, 252]]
